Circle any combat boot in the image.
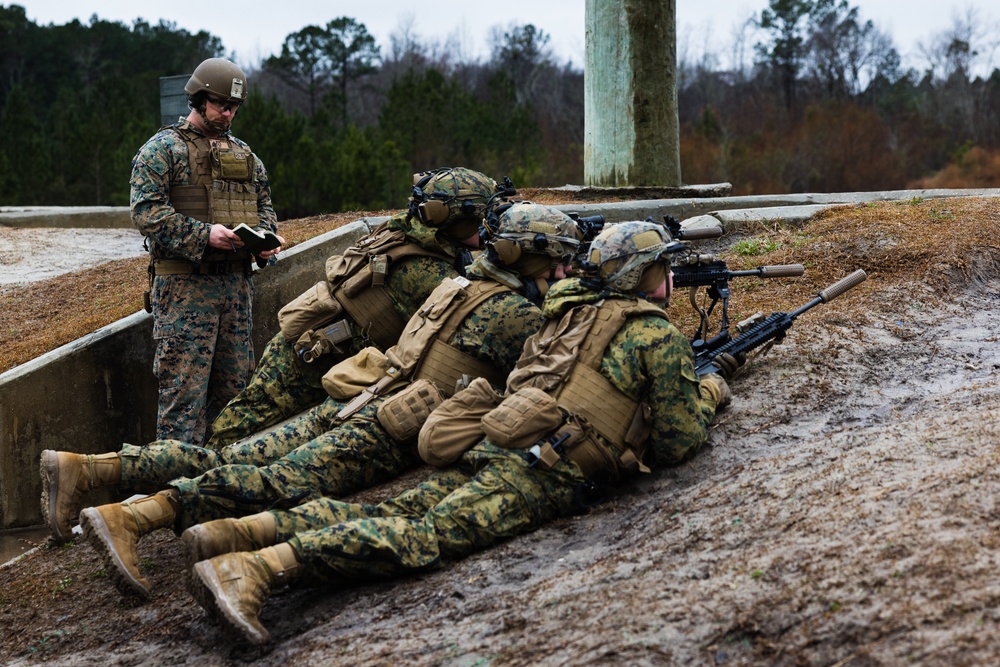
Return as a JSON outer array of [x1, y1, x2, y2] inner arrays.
[[181, 512, 278, 572], [79, 490, 178, 600], [40, 450, 121, 544], [189, 543, 302, 645]]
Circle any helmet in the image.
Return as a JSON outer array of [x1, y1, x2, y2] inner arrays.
[[408, 168, 499, 240], [184, 58, 248, 102], [587, 221, 684, 292], [485, 202, 581, 275]]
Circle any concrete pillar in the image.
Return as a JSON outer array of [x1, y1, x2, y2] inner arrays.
[[585, 0, 681, 187]]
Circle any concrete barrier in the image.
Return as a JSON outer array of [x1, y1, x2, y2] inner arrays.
[[0, 217, 382, 529]]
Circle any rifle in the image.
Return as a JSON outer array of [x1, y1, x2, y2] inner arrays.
[[673, 258, 805, 343], [570, 213, 727, 246], [694, 269, 867, 376], [567, 212, 606, 244]]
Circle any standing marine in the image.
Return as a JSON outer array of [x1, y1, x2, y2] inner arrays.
[[131, 57, 282, 445]]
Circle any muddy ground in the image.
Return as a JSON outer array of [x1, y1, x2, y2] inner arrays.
[[2, 196, 999, 666]]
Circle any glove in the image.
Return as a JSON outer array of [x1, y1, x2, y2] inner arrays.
[[700, 373, 732, 410], [713, 352, 745, 381]]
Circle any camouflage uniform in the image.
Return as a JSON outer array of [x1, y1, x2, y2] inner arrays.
[[248, 277, 719, 584], [164, 275, 544, 530], [131, 119, 277, 444]]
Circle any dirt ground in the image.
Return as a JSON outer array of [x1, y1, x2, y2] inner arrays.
[[2, 195, 1000, 666]]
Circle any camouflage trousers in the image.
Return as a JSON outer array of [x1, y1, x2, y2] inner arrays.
[[206, 332, 329, 449], [151, 273, 253, 445], [169, 397, 421, 530], [268, 442, 587, 585], [118, 393, 346, 491]]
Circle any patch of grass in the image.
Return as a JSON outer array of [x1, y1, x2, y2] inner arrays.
[[52, 576, 73, 594], [731, 237, 781, 256]]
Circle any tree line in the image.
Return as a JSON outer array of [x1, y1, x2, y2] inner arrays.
[[0, 1, 997, 220]]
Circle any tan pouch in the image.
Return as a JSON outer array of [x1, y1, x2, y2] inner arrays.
[[558, 415, 620, 479], [278, 281, 343, 340], [418, 377, 503, 467], [377, 379, 444, 443], [322, 347, 392, 400], [481, 386, 563, 450]]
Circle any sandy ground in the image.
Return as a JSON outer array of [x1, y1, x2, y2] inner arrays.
[[2, 200, 1000, 665]]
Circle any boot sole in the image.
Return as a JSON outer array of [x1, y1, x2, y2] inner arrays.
[[189, 560, 269, 645], [80, 507, 151, 601], [39, 450, 72, 545]]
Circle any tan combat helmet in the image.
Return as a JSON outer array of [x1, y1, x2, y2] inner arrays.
[[184, 57, 248, 102], [408, 168, 502, 241], [587, 220, 685, 293], [485, 202, 581, 276]]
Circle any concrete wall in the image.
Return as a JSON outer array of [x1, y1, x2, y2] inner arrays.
[[0, 218, 380, 529]]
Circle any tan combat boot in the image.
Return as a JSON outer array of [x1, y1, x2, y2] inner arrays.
[[189, 543, 302, 645], [40, 450, 121, 545], [79, 490, 178, 600], [181, 512, 278, 572]]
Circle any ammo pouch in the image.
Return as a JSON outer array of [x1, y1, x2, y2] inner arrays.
[[481, 387, 564, 450], [377, 379, 444, 443], [532, 408, 651, 481], [418, 377, 503, 467]]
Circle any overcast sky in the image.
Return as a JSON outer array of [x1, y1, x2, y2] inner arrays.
[[11, 1, 999, 73]]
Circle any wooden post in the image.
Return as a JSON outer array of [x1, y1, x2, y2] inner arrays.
[[585, 0, 681, 186]]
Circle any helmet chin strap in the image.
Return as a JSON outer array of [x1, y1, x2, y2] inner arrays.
[[195, 103, 230, 136]]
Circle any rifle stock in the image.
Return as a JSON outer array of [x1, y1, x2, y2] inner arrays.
[[694, 269, 867, 377]]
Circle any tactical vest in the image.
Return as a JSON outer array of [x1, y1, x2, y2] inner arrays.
[[169, 122, 259, 263], [334, 277, 512, 420], [508, 298, 668, 479], [284, 224, 458, 363], [327, 224, 453, 350]]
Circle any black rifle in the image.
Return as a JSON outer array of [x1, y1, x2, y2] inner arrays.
[[567, 212, 606, 244], [694, 269, 867, 376], [673, 259, 805, 342]]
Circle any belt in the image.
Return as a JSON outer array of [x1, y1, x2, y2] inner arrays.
[[153, 259, 250, 276]]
